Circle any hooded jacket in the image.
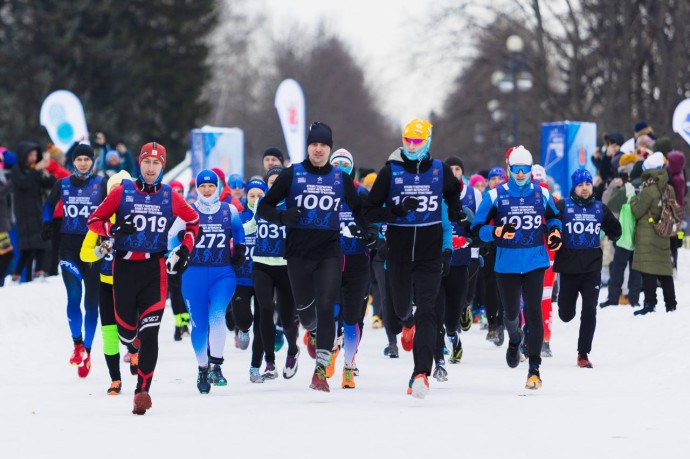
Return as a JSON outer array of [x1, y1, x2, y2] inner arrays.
[[666, 151, 686, 207], [10, 142, 56, 250], [630, 168, 675, 276]]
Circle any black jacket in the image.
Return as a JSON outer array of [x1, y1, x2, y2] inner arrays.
[[257, 159, 364, 260], [10, 142, 56, 250], [552, 197, 621, 274], [362, 149, 462, 263]]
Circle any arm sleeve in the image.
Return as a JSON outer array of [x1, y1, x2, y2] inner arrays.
[[602, 204, 622, 242], [80, 230, 101, 262], [230, 205, 245, 245], [257, 168, 293, 224], [471, 191, 498, 242], [87, 185, 123, 236], [362, 165, 399, 223], [544, 192, 562, 231], [442, 164, 462, 221], [42, 180, 62, 223], [172, 191, 200, 252], [630, 188, 653, 220], [441, 201, 452, 252]]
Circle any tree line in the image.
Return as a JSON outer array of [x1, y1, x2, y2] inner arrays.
[[2, 0, 688, 176]]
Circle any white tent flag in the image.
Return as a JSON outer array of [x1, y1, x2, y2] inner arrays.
[[672, 98, 690, 147], [274, 79, 305, 164], [39, 90, 89, 152]]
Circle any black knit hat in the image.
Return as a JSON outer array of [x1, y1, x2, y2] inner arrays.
[[444, 156, 464, 171], [72, 144, 95, 161], [262, 147, 284, 164], [306, 122, 333, 148]]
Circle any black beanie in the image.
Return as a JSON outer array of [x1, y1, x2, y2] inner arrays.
[[72, 144, 95, 161], [444, 156, 464, 171], [263, 147, 284, 164], [306, 122, 333, 148]]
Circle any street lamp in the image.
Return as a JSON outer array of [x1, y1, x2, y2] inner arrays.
[[492, 35, 533, 144]]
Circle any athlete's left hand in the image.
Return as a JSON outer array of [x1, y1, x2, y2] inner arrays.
[[365, 225, 381, 248], [442, 249, 452, 277], [166, 245, 190, 275], [547, 228, 562, 250], [460, 206, 475, 223], [231, 244, 247, 268]]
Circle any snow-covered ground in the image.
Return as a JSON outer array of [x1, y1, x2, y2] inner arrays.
[[1, 253, 689, 459]]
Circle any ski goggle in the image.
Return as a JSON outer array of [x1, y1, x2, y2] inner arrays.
[[509, 164, 532, 175], [403, 137, 426, 145]]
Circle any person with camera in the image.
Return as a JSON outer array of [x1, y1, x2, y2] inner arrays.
[[600, 153, 642, 308]]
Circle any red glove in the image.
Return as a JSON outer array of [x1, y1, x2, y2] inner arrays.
[[452, 236, 468, 250]]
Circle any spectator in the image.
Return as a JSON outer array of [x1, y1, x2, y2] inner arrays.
[[114, 140, 136, 176], [101, 150, 123, 178], [594, 132, 624, 184], [666, 149, 686, 269], [633, 121, 655, 140], [0, 152, 13, 285], [227, 174, 246, 209], [262, 148, 284, 172], [9, 142, 57, 281], [92, 131, 110, 172], [630, 152, 676, 315]]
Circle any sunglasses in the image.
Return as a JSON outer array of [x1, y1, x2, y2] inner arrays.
[[403, 137, 425, 145], [509, 164, 532, 174]]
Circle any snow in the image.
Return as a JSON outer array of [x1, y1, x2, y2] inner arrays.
[[2, 254, 690, 458]]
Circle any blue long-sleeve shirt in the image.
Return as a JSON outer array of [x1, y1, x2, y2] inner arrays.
[[471, 180, 561, 274]]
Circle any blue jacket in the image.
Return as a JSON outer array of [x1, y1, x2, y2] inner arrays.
[[471, 180, 561, 274]]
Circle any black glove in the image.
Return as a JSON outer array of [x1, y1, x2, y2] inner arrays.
[[392, 196, 419, 217], [442, 249, 452, 277], [280, 207, 302, 226], [112, 214, 136, 235], [166, 245, 189, 275], [231, 244, 247, 268], [547, 228, 562, 250], [41, 222, 53, 241], [178, 226, 203, 242], [364, 225, 380, 248], [493, 223, 516, 240]]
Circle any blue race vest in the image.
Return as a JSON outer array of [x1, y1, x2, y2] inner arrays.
[[494, 184, 546, 248], [60, 176, 104, 234], [287, 163, 343, 231], [387, 159, 443, 226], [339, 200, 367, 256], [450, 189, 478, 266], [189, 202, 233, 267], [101, 238, 115, 277], [254, 201, 286, 257], [235, 208, 256, 285], [562, 198, 603, 250], [113, 181, 174, 253]]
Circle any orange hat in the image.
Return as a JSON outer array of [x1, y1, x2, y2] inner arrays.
[[362, 172, 377, 189]]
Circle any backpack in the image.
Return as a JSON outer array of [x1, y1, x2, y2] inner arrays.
[[646, 182, 684, 238]]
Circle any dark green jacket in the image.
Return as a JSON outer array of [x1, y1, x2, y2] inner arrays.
[[630, 168, 674, 276]]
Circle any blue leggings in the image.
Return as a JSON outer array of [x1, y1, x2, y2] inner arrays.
[[60, 254, 100, 350], [182, 266, 236, 367]]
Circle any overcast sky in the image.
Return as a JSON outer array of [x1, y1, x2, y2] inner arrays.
[[257, 0, 461, 128]]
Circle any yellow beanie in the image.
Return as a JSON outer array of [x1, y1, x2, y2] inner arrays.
[[619, 153, 637, 166], [362, 172, 377, 188]]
